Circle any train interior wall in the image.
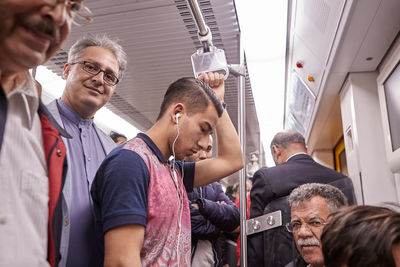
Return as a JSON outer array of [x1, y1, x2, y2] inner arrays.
[[316, 35, 400, 205]]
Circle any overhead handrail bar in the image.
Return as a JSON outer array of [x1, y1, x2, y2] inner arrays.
[[186, 0, 213, 52]]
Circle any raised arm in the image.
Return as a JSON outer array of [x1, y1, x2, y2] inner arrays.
[[194, 72, 244, 187]]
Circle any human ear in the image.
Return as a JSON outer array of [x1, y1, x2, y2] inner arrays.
[[172, 103, 184, 123], [62, 63, 71, 80], [272, 145, 280, 156]]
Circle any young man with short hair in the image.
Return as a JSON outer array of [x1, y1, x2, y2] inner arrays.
[[91, 72, 243, 266]]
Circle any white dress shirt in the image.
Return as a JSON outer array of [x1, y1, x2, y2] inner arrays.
[[0, 76, 49, 267]]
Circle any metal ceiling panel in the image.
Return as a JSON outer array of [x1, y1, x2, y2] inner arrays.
[[44, 0, 260, 178]]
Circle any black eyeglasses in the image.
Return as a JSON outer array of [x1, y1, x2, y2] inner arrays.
[[70, 61, 119, 86], [285, 219, 328, 233]]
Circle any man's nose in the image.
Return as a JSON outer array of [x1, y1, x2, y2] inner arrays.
[[297, 224, 313, 237], [198, 135, 209, 150], [198, 150, 207, 160], [92, 71, 105, 84], [42, 1, 69, 26]]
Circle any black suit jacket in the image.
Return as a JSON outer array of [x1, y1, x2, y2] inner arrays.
[[248, 153, 356, 267]]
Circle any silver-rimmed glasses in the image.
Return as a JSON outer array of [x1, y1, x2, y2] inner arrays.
[[285, 219, 328, 233]]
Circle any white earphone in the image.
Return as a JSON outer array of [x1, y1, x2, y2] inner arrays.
[[175, 113, 181, 124], [172, 112, 183, 266]]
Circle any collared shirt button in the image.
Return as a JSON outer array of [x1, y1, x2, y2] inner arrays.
[[87, 157, 91, 161], [82, 134, 86, 138], [0, 216, 7, 225], [64, 217, 69, 227]]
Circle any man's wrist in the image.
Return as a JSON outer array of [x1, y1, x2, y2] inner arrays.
[[221, 101, 227, 110]]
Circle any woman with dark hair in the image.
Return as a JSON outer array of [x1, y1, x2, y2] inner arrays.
[[321, 204, 400, 267]]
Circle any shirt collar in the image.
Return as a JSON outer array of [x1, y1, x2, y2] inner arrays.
[[137, 132, 168, 163], [57, 98, 93, 129], [38, 100, 71, 138], [7, 74, 39, 129], [286, 152, 308, 162]]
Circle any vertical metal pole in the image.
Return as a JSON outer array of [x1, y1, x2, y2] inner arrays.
[[238, 33, 247, 267], [186, 0, 209, 36]]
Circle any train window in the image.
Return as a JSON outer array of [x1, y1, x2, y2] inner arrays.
[[378, 56, 400, 173], [285, 72, 316, 136], [383, 62, 400, 152]]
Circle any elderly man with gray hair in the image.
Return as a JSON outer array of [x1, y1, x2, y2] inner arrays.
[[47, 33, 127, 267], [285, 183, 348, 267]]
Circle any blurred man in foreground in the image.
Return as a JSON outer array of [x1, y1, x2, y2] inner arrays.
[[0, 1, 91, 266]]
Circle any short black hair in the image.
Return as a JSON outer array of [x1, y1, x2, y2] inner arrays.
[[109, 131, 127, 143], [157, 77, 224, 120], [225, 185, 234, 195]]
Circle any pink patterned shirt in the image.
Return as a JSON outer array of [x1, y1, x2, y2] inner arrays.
[[91, 133, 195, 266]]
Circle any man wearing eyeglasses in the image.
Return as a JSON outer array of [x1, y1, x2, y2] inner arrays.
[[0, 1, 90, 267], [46, 33, 127, 267], [285, 183, 348, 267]]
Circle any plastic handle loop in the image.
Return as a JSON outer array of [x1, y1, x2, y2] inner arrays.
[[191, 48, 229, 80]]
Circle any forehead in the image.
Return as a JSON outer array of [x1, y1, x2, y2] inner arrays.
[[291, 196, 330, 220], [77, 46, 119, 73]]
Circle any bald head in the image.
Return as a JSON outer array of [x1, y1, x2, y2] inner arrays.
[[270, 130, 307, 165]]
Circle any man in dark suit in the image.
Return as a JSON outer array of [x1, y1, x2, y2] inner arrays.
[[247, 130, 356, 267]]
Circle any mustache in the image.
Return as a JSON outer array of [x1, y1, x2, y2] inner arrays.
[[18, 15, 60, 44], [297, 237, 320, 246]]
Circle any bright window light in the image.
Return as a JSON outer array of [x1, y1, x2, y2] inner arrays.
[[235, 0, 288, 167], [35, 66, 139, 139]]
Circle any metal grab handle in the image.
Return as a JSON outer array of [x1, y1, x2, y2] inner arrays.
[[246, 210, 283, 236]]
